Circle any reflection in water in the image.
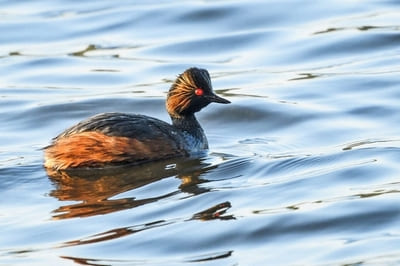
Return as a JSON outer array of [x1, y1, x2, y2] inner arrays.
[[61, 250, 234, 266], [313, 25, 389, 35], [47, 154, 235, 261], [192, 201, 234, 221], [46, 157, 219, 219], [342, 138, 400, 151], [60, 201, 233, 248], [289, 73, 321, 81], [61, 220, 169, 248], [50, 157, 235, 265], [60, 255, 111, 266]]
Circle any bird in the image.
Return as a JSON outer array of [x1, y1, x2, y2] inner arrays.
[[44, 67, 230, 170]]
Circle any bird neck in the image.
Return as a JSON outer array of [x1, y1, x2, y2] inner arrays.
[[170, 114, 208, 149], [171, 113, 202, 135]]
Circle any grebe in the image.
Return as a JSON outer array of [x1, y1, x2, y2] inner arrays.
[[44, 67, 230, 170]]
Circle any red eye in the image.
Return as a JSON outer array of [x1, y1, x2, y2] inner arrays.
[[195, 88, 204, 96]]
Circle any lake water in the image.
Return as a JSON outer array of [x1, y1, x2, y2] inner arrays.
[[1, 1, 400, 265]]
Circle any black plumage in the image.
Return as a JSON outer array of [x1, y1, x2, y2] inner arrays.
[[44, 67, 230, 169]]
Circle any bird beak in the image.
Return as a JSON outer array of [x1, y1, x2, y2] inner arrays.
[[208, 93, 231, 104]]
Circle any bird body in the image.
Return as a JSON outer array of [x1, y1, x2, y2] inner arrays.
[[44, 68, 230, 170]]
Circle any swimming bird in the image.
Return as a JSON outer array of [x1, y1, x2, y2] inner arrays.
[[44, 67, 230, 170]]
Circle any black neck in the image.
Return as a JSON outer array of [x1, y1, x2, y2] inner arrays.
[[171, 114, 203, 136]]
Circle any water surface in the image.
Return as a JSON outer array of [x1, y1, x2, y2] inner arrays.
[[1, 0, 400, 265]]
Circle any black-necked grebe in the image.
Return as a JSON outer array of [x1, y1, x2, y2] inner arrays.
[[44, 67, 230, 170]]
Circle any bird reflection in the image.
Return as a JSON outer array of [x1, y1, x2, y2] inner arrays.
[[192, 201, 234, 221], [46, 157, 217, 219]]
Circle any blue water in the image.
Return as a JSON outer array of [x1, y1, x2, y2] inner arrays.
[[1, 1, 400, 265]]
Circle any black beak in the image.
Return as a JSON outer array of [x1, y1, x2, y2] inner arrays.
[[208, 93, 231, 104]]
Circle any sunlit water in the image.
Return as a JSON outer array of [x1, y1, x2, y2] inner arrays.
[[1, 1, 400, 265]]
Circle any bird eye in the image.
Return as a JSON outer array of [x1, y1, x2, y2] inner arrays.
[[195, 88, 204, 96]]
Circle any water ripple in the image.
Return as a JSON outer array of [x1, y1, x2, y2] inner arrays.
[[2, 0, 400, 265]]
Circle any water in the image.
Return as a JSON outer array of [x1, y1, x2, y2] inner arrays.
[[1, 0, 400, 265]]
